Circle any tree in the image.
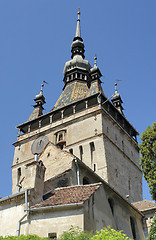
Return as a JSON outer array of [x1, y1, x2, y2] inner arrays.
[[92, 227, 132, 240], [147, 212, 156, 240], [139, 122, 156, 200], [58, 226, 132, 240]]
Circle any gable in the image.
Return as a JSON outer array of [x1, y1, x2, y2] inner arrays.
[[38, 142, 74, 181]]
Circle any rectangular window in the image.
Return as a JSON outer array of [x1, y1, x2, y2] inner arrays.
[[90, 142, 95, 165], [17, 167, 21, 183], [48, 233, 57, 239], [58, 133, 63, 141], [93, 163, 97, 171], [79, 145, 83, 161]]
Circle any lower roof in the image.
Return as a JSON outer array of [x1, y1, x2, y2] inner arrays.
[[31, 183, 102, 208], [132, 200, 156, 212]]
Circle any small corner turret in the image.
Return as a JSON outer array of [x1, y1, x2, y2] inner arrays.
[[111, 82, 124, 115], [90, 56, 102, 83], [28, 83, 46, 121]]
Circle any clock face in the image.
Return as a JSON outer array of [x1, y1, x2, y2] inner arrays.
[[31, 135, 49, 155]]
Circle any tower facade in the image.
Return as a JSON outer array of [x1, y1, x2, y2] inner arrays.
[[12, 11, 142, 203]]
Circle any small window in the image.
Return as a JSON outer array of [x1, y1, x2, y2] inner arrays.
[[69, 148, 73, 154], [108, 198, 114, 216], [130, 217, 136, 240], [55, 130, 66, 149], [17, 168, 21, 183], [48, 233, 57, 239], [90, 142, 95, 165], [79, 145, 83, 161], [58, 133, 63, 142], [93, 163, 97, 171]]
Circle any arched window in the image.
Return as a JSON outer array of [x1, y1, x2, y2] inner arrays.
[[75, 101, 86, 113], [64, 106, 73, 117], [52, 112, 62, 122], [108, 198, 114, 216]]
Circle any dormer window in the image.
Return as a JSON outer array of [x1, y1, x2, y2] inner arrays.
[[55, 130, 66, 149]]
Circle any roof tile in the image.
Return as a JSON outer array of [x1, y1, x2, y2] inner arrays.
[[32, 183, 102, 208], [132, 200, 156, 211]]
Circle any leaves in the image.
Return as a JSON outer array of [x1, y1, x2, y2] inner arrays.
[[58, 226, 132, 240], [147, 212, 156, 240], [92, 226, 132, 240], [58, 226, 92, 240], [139, 122, 156, 200], [0, 227, 132, 240]]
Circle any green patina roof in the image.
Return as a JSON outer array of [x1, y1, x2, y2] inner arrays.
[[53, 80, 103, 111]]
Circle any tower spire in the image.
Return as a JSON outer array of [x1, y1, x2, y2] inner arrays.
[[75, 8, 81, 37], [71, 9, 85, 59]]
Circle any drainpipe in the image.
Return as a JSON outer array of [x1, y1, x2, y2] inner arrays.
[[17, 189, 28, 236], [74, 158, 80, 185]]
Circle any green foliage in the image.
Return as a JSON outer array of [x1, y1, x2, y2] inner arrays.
[[0, 227, 132, 240], [58, 226, 132, 240], [0, 235, 49, 240], [147, 212, 156, 240], [139, 122, 156, 200], [92, 226, 132, 240], [58, 226, 92, 240]]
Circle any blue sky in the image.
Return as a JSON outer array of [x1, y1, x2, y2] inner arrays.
[[0, 0, 155, 200]]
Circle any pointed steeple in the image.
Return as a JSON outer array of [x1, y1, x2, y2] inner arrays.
[[28, 84, 46, 121], [90, 55, 102, 82], [111, 82, 124, 114], [71, 9, 85, 59], [34, 84, 46, 109]]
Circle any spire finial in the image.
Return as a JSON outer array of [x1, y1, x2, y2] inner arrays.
[[115, 82, 118, 94], [75, 8, 81, 37], [40, 84, 44, 95], [94, 55, 97, 66], [77, 8, 80, 20]]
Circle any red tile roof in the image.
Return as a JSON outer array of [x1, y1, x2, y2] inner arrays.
[[132, 200, 156, 211], [32, 183, 102, 208]]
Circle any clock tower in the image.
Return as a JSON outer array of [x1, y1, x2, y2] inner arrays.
[[12, 10, 142, 203]]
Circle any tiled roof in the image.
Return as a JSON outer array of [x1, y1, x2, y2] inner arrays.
[[53, 81, 102, 110], [28, 107, 42, 121], [132, 200, 156, 211], [32, 183, 102, 208]]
